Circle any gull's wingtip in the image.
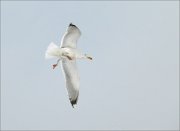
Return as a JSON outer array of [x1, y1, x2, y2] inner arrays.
[[70, 97, 78, 108], [69, 23, 76, 27], [70, 100, 77, 108]]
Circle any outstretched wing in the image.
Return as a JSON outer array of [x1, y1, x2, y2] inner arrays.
[[60, 23, 81, 48], [61, 59, 79, 107]]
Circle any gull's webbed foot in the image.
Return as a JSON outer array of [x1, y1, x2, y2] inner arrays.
[[52, 59, 61, 69], [52, 64, 58, 69]]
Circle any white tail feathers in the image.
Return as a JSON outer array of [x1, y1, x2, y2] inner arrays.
[[45, 42, 60, 59]]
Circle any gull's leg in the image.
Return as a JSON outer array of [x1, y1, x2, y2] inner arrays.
[[66, 56, 72, 60], [52, 59, 61, 69], [62, 52, 73, 60]]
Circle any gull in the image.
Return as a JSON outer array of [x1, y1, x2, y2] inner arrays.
[[45, 23, 92, 108]]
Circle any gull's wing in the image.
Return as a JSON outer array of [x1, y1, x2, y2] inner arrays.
[[60, 23, 81, 48], [61, 59, 79, 107]]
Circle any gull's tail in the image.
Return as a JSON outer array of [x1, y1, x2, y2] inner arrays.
[[45, 42, 60, 59]]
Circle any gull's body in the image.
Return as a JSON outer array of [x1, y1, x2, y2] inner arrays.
[[45, 23, 92, 107]]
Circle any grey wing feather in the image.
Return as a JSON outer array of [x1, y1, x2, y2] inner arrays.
[[61, 59, 79, 107], [60, 23, 81, 48]]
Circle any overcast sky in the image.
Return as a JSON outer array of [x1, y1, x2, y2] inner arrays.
[[1, 1, 179, 130]]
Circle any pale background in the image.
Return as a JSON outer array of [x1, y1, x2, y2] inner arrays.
[[1, 1, 179, 130]]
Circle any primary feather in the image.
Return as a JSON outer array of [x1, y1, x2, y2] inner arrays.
[[61, 23, 81, 48], [61, 59, 79, 107]]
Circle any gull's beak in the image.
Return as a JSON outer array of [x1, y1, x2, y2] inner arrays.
[[87, 56, 93, 60], [85, 54, 93, 60]]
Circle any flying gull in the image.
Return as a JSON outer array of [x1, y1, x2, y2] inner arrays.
[[45, 23, 92, 108]]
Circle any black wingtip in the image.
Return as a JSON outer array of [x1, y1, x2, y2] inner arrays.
[[70, 97, 78, 108], [69, 23, 76, 27], [70, 99, 77, 108]]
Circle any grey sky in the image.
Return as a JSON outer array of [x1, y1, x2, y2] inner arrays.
[[1, 1, 179, 130]]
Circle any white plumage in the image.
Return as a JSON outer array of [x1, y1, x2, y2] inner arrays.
[[45, 23, 92, 108]]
